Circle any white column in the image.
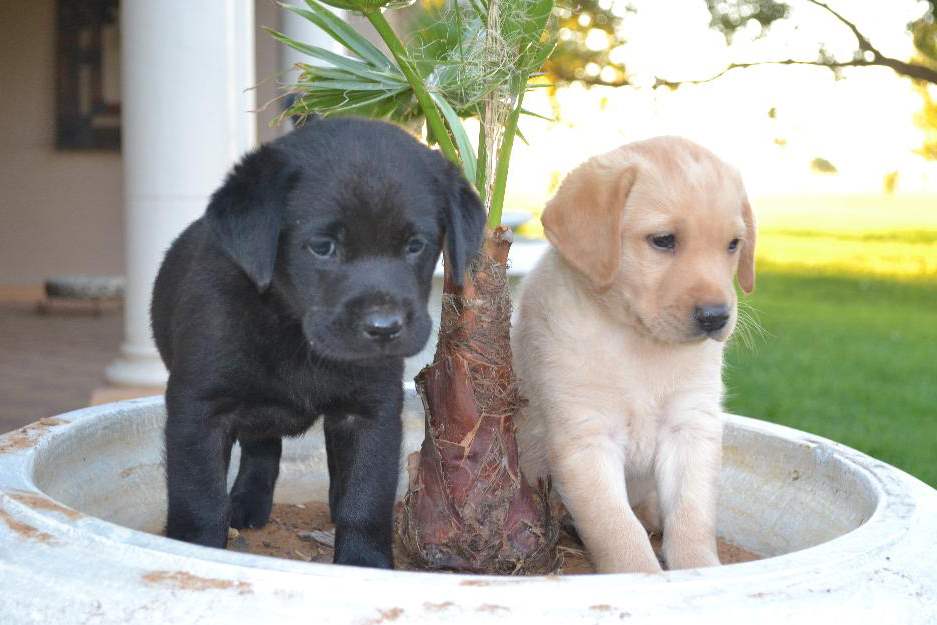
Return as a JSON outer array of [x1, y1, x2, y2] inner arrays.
[[106, 1, 257, 387]]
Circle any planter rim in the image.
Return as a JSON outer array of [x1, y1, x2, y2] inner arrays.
[[1, 392, 935, 623]]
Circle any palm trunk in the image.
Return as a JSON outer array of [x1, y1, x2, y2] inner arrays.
[[400, 226, 558, 574]]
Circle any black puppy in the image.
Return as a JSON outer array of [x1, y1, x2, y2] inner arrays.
[[151, 118, 485, 568]]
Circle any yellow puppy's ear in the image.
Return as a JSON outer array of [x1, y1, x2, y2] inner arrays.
[[738, 195, 757, 294], [541, 157, 638, 290]]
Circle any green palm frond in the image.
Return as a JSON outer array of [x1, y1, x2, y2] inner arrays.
[[267, 3, 415, 122], [314, 0, 416, 13], [429, 92, 477, 184], [274, 0, 557, 222]]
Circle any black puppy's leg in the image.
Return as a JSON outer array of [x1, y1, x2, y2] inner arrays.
[[324, 424, 340, 521], [324, 404, 402, 569], [164, 390, 235, 548], [229, 436, 282, 529]]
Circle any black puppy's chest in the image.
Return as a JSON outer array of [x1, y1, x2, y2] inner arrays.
[[229, 322, 400, 438]]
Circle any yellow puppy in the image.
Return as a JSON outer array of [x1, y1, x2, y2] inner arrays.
[[512, 137, 756, 573]]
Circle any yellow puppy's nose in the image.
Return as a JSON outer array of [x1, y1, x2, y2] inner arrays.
[[694, 304, 730, 333]]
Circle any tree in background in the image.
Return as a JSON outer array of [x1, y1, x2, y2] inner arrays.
[[545, 0, 630, 86], [669, 1, 937, 163], [909, 3, 937, 159], [535, 0, 937, 160], [680, 0, 937, 87], [538, 0, 937, 89]]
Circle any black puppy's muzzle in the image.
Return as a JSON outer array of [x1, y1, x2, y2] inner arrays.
[[343, 292, 425, 356], [302, 293, 428, 361], [362, 306, 404, 342], [302, 258, 433, 362]]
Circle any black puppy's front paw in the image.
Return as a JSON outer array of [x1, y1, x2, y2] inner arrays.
[[229, 491, 274, 529], [165, 518, 229, 549], [333, 527, 395, 569], [334, 547, 394, 570]]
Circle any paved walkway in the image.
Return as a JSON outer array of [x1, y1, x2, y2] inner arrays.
[[0, 301, 122, 432]]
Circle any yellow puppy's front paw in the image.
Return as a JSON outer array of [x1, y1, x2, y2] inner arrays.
[[595, 547, 664, 574], [664, 545, 721, 570]]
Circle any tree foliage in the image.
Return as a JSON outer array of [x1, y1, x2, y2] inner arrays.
[[705, 0, 789, 41], [910, 6, 937, 159], [504, 0, 937, 93], [544, 0, 631, 86], [680, 0, 937, 86], [689, 1, 937, 160], [532, 0, 937, 162]]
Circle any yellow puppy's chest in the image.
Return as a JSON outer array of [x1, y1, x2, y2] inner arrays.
[[580, 334, 723, 478]]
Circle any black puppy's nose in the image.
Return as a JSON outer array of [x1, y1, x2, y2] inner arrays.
[[362, 309, 404, 341], [694, 305, 730, 333]]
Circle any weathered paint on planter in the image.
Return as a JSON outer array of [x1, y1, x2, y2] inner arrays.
[[1, 390, 935, 624]]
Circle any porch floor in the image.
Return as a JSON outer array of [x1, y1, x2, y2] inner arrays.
[[0, 298, 122, 432]]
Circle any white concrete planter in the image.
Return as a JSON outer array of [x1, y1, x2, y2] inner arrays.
[[1, 390, 935, 624]]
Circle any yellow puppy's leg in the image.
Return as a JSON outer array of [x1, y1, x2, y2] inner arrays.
[[550, 427, 662, 574], [655, 405, 722, 570]]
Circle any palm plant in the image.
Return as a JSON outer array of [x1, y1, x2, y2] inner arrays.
[[274, 0, 559, 573]]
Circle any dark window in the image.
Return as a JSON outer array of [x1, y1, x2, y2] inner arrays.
[[56, 0, 120, 151]]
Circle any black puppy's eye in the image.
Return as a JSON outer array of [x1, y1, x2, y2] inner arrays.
[[648, 234, 676, 251], [305, 239, 337, 259], [405, 236, 427, 257], [728, 238, 741, 252]]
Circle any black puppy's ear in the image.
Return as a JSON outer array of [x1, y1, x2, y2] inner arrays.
[[442, 167, 486, 288], [205, 147, 298, 291]]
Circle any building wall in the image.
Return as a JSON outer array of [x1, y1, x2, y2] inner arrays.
[[0, 1, 284, 286], [0, 0, 124, 285]]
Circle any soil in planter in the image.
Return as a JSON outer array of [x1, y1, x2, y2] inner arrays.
[[229, 502, 760, 573]]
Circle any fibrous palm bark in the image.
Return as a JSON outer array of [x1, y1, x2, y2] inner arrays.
[[399, 226, 557, 574]]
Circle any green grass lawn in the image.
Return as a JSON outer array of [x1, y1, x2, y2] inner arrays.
[[724, 266, 937, 487], [724, 195, 936, 486]]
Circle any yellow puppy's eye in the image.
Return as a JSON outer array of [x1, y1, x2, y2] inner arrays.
[[648, 234, 676, 251], [728, 238, 740, 252]]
